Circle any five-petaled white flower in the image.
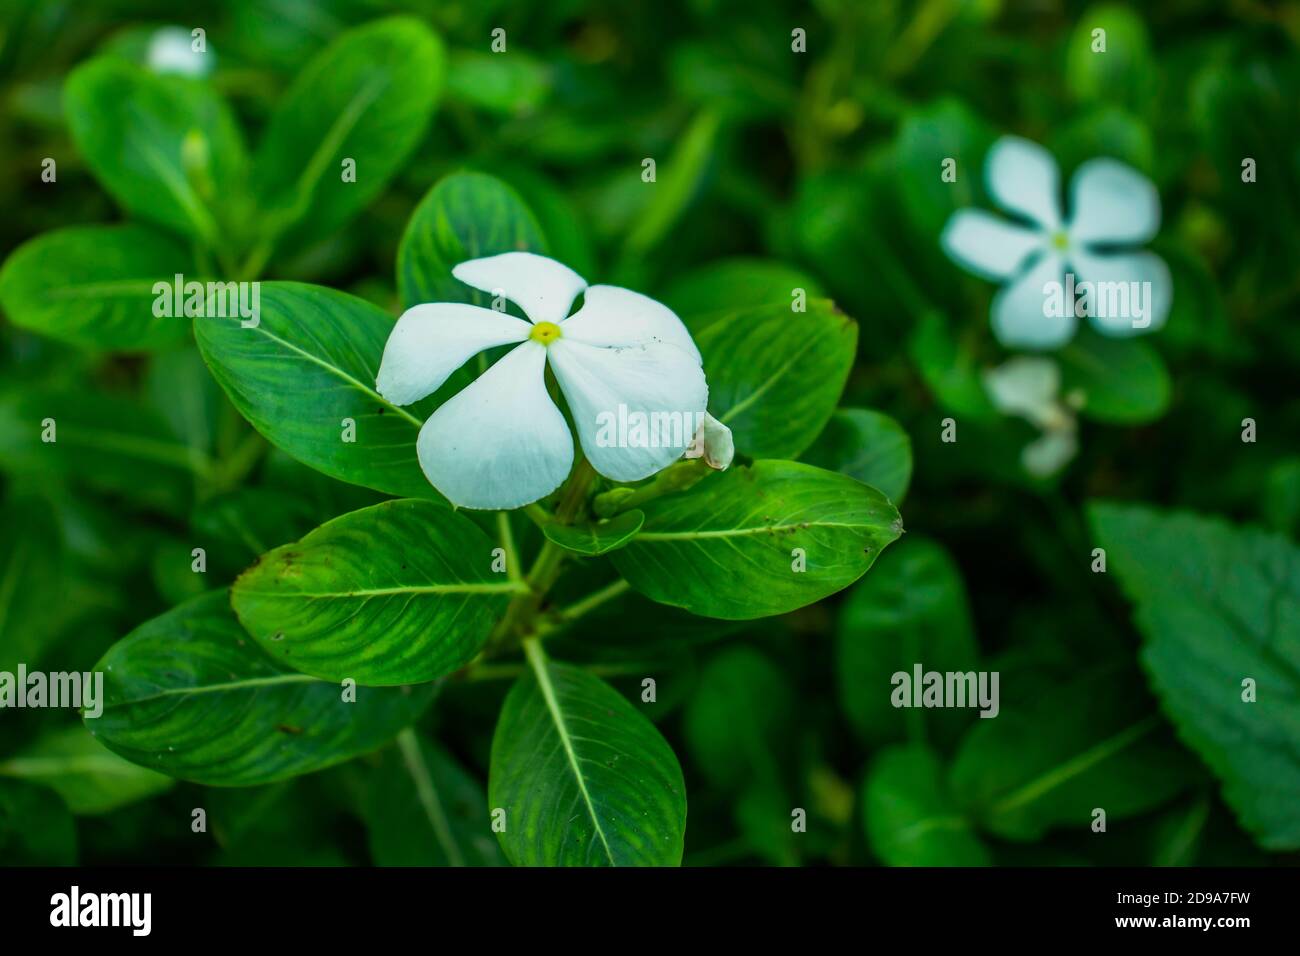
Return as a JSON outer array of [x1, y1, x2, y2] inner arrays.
[[942, 136, 1172, 350], [376, 252, 708, 510]]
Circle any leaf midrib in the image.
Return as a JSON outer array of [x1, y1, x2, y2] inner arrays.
[[635, 520, 869, 541], [236, 582, 527, 599], [523, 640, 617, 865]]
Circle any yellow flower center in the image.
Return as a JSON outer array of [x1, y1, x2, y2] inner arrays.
[[1050, 230, 1070, 250], [529, 321, 562, 345]]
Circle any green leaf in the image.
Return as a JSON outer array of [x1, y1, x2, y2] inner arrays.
[[542, 510, 644, 556], [863, 745, 990, 866], [661, 257, 825, 336], [444, 49, 551, 116], [489, 643, 686, 866], [695, 300, 857, 459], [89, 590, 435, 786], [0, 495, 64, 673], [194, 281, 439, 499], [363, 729, 504, 866], [1057, 330, 1170, 424], [1065, 4, 1154, 112], [894, 98, 995, 240], [0, 725, 172, 815], [0, 386, 198, 513], [1089, 501, 1300, 849], [232, 499, 523, 685], [836, 536, 978, 748], [397, 171, 547, 310], [252, 17, 444, 257], [0, 778, 77, 864], [804, 408, 913, 504], [949, 667, 1200, 841], [612, 460, 902, 619], [64, 57, 247, 245], [683, 646, 792, 791], [0, 224, 195, 351]]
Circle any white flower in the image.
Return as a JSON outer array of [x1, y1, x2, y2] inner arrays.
[[147, 27, 213, 78], [983, 356, 1078, 477], [942, 136, 1172, 350], [376, 252, 707, 510]]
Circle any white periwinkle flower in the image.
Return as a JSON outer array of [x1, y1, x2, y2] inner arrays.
[[942, 136, 1172, 350], [983, 356, 1078, 478], [376, 252, 708, 510]]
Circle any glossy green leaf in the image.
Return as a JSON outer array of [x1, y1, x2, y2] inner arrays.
[[363, 729, 504, 866], [194, 281, 440, 499], [1089, 501, 1300, 849], [542, 510, 644, 556], [64, 57, 247, 244], [397, 171, 547, 310], [836, 536, 978, 748], [0, 725, 172, 815], [0, 778, 77, 864], [89, 590, 435, 786], [612, 460, 902, 619], [804, 408, 913, 504], [863, 744, 990, 866], [489, 644, 686, 866], [950, 667, 1200, 841], [232, 499, 523, 685], [695, 300, 857, 459], [0, 224, 195, 350], [251, 17, 444, 256], [662, 257, 825, 336], [1057, 330, 1170, 424]]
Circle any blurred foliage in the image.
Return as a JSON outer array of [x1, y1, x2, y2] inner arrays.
[[0, 0, 1298, 866]]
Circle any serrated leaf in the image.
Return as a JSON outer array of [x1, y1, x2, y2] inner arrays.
[[89, 590, 435, 786], [1089, 501, 1300, 849], [232, 499, 523, 685], [612, 460, 902, 619]]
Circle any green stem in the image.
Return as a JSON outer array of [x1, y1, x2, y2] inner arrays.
[[496, 512, 522, 584]]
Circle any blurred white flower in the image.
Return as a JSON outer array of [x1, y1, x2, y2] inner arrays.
[[147, 27, 213, 78], [983, 356, 1078, 477], [942, 136, 1171, 350], [377, 252, 707, 510]]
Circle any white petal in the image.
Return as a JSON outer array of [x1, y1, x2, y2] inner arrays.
[[1069, 249, 1172, 336], [560, 285, 700, 361], [548, 339, 707, 483], [1068, 159, 1160, 245], [986, 136, 1063, 231], [941, 209, 1046, 281], [376, 303, 531, 406], [416, 341, 573, 510], [982, 357, 1061, 427], [684, 412, 734, 470], [1022, 428, 1078, 478], [452, 252, 587, 324], [990, 253, 1076, 350]]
